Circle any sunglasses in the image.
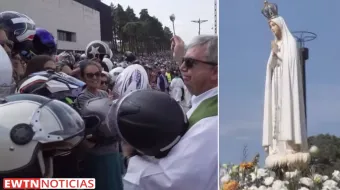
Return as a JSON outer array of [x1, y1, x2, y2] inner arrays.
[[0, 40, 14, 50], [101, 81, 108, 85], [86, 72, 101, 79], [182, 57, 217, 68]]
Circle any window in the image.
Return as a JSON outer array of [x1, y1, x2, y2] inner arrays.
[[57, 30, 76, 42]]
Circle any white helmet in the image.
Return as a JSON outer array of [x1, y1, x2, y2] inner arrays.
[[0, 94, 85, 177], [112, 64, 149, 98], [109, 67, 124, 83], [103, 58, 114, 70], [0, 45, 14, 98]]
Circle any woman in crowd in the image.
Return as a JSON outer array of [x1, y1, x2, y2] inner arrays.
[[75, 61, 108, 110]]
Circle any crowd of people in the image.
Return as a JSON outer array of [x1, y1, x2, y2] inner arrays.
[[0, 10, 218, 190]]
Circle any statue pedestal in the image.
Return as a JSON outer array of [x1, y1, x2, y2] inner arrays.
[[265, 152, 310, 169]]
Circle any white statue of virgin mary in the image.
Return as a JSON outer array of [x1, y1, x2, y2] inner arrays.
[[261, 1, 310, 168]]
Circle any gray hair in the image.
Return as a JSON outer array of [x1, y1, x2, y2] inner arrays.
[[186, 35, 218, 64]]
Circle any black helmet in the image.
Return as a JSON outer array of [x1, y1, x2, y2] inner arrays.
[[0, 11, 36, 53], [124, 51, 136, 62], [85, 40, 110, 61], [108, 90, 189, 158], [81, 97, 118, 144]]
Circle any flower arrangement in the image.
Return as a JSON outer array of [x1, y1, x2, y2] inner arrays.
[[219, 146, 340, 190]]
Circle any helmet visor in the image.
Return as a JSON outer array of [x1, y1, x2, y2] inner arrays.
[[42, 99, 85, 140]]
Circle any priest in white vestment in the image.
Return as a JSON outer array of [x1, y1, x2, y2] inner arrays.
[[123, 35, 218, 190], [262, 12, 310, 168]]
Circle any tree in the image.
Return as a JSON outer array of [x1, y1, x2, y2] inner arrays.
[[308, 134, 340, 176], [110, 4, 173, 55]]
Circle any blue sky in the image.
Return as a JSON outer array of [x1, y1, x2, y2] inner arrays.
[[219, 0, 340, 165]]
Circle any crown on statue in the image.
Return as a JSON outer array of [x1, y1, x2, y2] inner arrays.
[[261, 0, 279, 20]]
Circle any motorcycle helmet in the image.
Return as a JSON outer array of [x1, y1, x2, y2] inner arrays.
[[0, 94, 85, 177], [112, 64, 149, 99], [17, 71, 85, 106], [109, 67, 124, 84], [33, 28, 57, 56], [85, 40, 110, 61], [0, 45, 14, 98], [107, 90, 189, 158], [57, 51, 75, 68], [0, 11, 36, 55], [102, 57, 114, 70], [124, 51, 136, 62], [81, 97, 118, 144]]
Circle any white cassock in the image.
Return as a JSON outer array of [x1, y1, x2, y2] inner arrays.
[[262, 16, 310, 168], [123, 87, 218, 190], [169, 77, 192, 113]]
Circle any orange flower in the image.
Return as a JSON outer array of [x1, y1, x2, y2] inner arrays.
[[222, 180, 239, 190], [239, 162, 254, 170]]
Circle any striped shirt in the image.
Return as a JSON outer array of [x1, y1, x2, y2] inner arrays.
[[75, 88, 108, 110]]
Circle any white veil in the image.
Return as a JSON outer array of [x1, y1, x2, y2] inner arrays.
[[262, 16, 308, 150]]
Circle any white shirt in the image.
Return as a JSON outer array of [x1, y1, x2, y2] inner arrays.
[[123, 87, 218, 190]]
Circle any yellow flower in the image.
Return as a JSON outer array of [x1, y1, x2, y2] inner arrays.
[[222, 180, 239, 190]]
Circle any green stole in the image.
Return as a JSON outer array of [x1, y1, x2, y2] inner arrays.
[[188, 95, 218, 128]]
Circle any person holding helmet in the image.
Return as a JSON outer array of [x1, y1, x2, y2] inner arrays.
[[106, 90, 189, 190], [79, 97, 124, 190], [119, 35, 218, 190], [0, 93, 85, 180], [0, 11, 36, 61], [77, 63, 150, 190]]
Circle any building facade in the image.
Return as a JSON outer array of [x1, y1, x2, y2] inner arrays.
[[0, 0, 112, 51]]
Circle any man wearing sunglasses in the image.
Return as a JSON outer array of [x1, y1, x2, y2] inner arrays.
[[123, 35, 218, 190]]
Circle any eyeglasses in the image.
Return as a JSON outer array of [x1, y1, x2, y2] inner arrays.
[[101, 81, 108, 85], [182, 57, 217, 69], [0, 40, 14, 50], [86, 72, 101, 79]]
